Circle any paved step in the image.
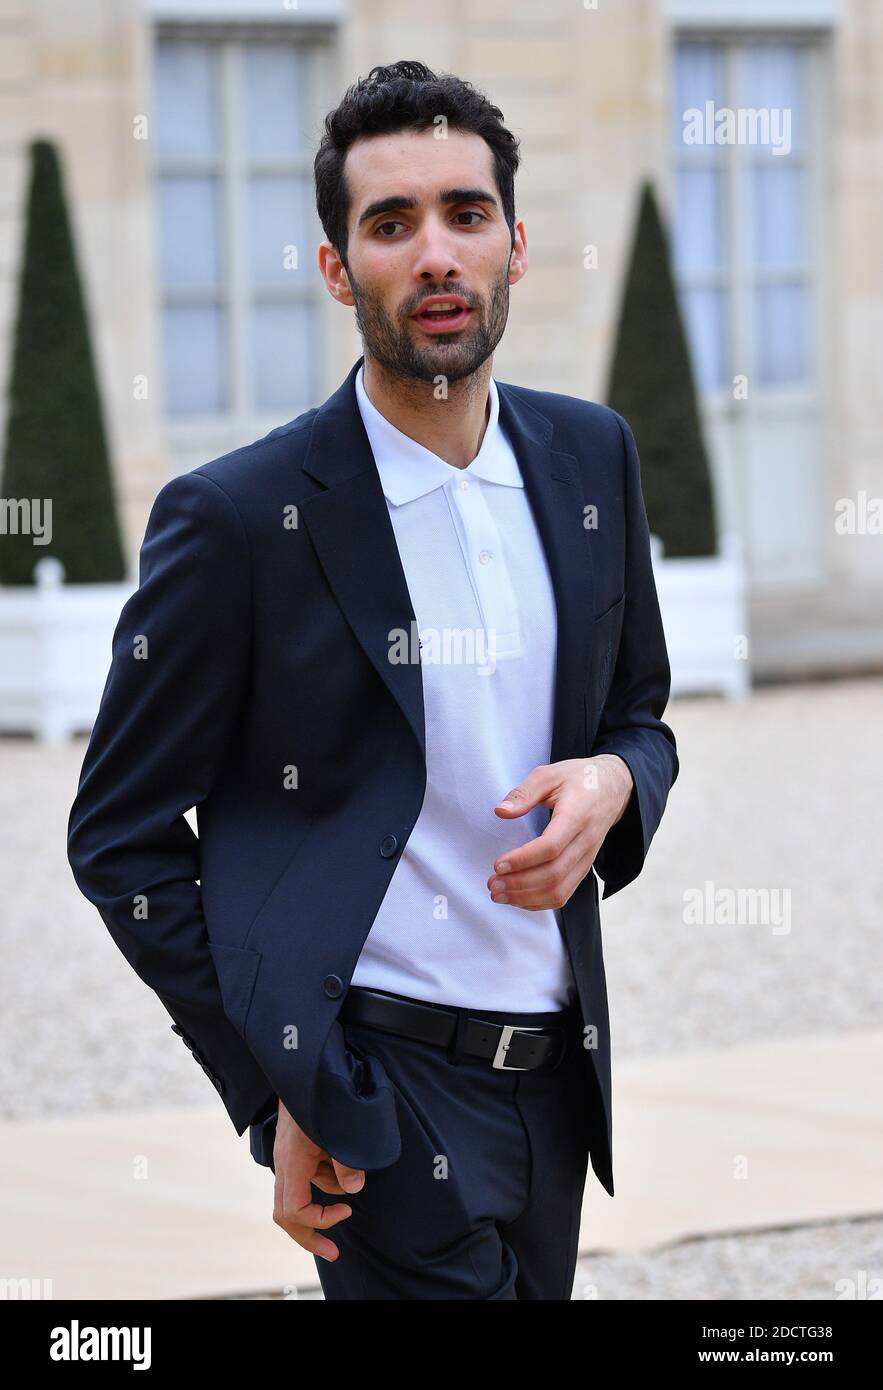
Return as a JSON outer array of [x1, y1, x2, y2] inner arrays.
[[2, 1030, 879, 1299]]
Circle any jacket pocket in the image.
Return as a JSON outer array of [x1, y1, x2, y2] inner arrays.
[[586, 593, 625, 691], [592, 590, 625, 625], [207, 940, 263, 1037]]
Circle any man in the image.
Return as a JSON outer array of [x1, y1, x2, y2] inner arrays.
[[67, 60, 678, 1301]]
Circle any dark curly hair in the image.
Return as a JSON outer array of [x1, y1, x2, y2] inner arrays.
[[314, 59, 521, 270]]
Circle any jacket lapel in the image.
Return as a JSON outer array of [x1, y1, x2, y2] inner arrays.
[[298, 357, 595, 771], [496, 382, 596, 765], [299, 359, 426, 760]]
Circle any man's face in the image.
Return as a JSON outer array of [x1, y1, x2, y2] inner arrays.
[[323, 127, 527, 385]]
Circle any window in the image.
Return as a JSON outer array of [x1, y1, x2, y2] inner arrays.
[[152, 33, 323, 438], [671, 38, 816, 396]]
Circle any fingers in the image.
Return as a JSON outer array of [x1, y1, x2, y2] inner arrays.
[[310, 1157, 349, 1195], [271, 1125, 364, 1261], [273, 1165, 353, 1262], [488, 840, 598, 909], [491, 813, 583, 883]]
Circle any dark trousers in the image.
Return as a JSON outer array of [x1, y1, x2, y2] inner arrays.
[[311, 996, 592, 1300]]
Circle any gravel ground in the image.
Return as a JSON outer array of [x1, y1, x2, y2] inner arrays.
[[599, 674, 882, 1061], [1, 673, 878, 1121], [2, 674, 881, 1297], [570, 1215, 883, 1301]]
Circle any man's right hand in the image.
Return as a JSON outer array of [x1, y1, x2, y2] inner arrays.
[[271, 1099, 365, 1261]]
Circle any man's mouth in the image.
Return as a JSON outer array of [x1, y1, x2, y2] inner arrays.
[[412, 297, 474, 334]]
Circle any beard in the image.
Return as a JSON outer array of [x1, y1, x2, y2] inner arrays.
[[346, 262, 510, 386]]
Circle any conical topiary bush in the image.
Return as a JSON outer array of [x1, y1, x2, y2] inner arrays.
[[605, 180, 717, 558], [0, 138, 125, 585]]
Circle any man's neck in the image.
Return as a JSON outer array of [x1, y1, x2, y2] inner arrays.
[[360, 354, 493, 469]]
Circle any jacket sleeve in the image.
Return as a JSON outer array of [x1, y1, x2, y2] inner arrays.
[[590, 412, 679, 899], [66, 470, 277, 1133]]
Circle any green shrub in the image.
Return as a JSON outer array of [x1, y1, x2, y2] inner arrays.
[[0, 138, 125, 584], [605, 180, 717, 558]]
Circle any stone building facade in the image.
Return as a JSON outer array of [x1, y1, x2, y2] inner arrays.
[[0, 0, 879, 677]]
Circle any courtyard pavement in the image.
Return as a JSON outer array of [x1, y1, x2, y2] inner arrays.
[[1, 675, 880, 1298]]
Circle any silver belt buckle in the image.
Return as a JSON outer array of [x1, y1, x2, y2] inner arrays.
[[492, 1023, 545, 1071]]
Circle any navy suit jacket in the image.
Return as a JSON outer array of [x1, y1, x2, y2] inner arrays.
[[67, 355, 678, 1198]]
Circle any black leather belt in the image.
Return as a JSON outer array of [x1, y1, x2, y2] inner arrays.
[[339, 986, 575, 1072]]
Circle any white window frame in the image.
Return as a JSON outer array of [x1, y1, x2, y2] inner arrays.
[[669, 29, 830, 416], [151, 21, 335, 471], [666, 25, 835, 593]]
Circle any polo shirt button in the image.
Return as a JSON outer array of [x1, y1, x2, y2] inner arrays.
[[322, 974, 344, 999], [380, 834, 399, 858]]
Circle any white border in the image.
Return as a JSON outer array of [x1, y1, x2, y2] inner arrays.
[[666, 0, 838, 26], [148, 0, 343, 21]]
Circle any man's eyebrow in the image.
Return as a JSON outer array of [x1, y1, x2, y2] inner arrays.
[[356, 187, 499, 229]]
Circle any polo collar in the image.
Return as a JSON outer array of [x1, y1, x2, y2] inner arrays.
[[354, 362, 524, 506]]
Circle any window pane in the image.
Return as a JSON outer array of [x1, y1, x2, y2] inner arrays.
[[674, 167, 724, 274], [244, 45, 308, 159], [742, 42, 805, 158], [680, 287, 727, 393], [751, 165, 806, 271], [754, 285, 807, 386], [163, 305, 227, 415], [158, 176, 223, 289], [251, 303, 314, 411], [155, 41, 220, 160], [672, 43, 726, 153], [248, 176, 308, 288]]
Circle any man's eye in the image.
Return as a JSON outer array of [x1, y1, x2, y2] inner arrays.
[[374, 211, 485, 236]]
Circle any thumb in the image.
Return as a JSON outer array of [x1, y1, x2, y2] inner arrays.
[[494, 766, 552, 817], [331, 1158, 365, 1193]]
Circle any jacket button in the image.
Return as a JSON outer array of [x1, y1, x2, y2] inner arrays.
[[322, 974, 344, 999], [380, 834, 399, 858]]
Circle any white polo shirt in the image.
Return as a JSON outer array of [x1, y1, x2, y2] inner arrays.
[[350, 364, 576, 1012]]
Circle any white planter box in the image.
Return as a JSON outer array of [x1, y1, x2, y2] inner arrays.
[[0, 533, 750, 743], [0, 557, 135, 742], [651, 531, 751, 699]]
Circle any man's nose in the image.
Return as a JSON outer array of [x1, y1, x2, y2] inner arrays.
[[411, 222, 463, 283]]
